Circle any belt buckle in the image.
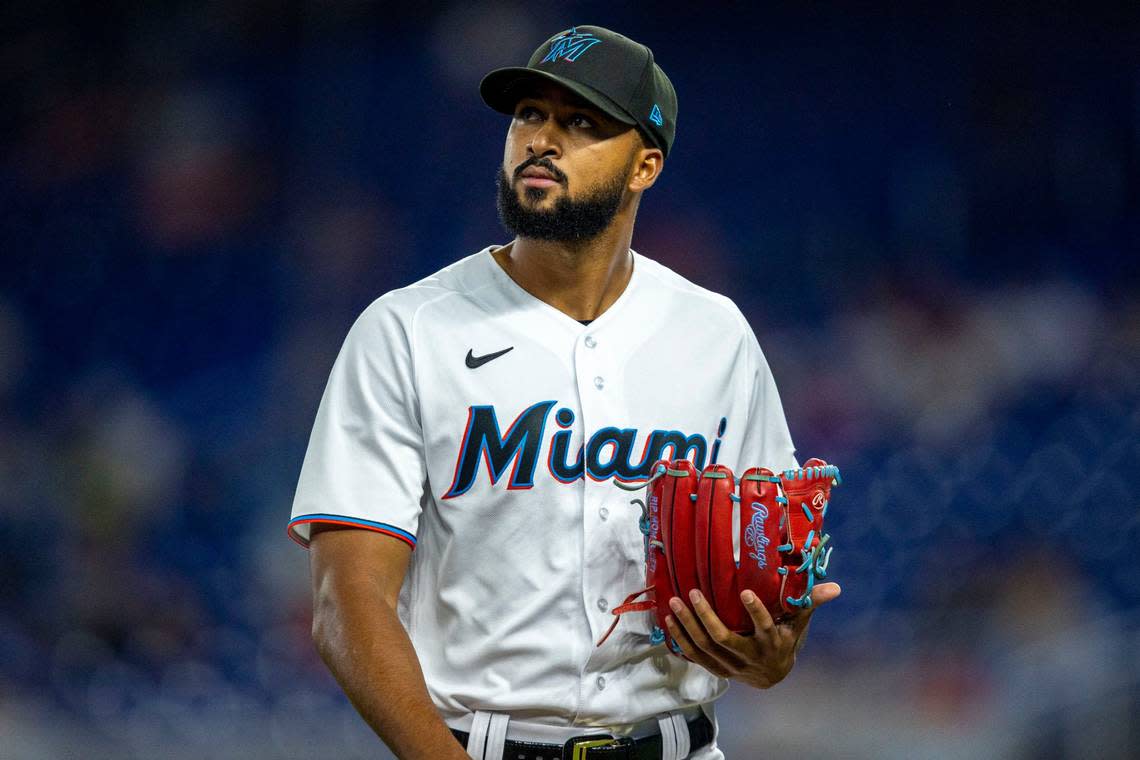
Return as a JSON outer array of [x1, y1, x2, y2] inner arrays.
[[562, 733, 629, 760]]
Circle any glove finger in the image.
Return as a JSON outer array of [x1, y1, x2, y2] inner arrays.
[[778, 460, 840, 614], [736, 467, 785, 628], [700, 463, 751, 632], [664, 461, 700, 611]]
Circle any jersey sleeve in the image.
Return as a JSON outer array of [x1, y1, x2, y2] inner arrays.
[[736, 324, 798, 472], [288, 299, 425, 549]]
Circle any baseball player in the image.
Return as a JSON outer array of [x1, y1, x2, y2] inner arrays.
[[289, 25, 840, 760]]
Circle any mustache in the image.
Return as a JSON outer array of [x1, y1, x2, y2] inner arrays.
[[513, 157, 567, 184]]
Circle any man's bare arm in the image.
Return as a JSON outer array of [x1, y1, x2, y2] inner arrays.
[[309, 525, 468, 760]]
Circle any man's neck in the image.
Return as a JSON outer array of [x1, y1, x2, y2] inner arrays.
[[492, 226, 635, 322]]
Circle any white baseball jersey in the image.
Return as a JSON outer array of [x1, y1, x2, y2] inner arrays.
[[289, 245, 797, 745]]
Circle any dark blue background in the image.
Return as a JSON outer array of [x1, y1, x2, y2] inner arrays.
[[3, 2, 1136, 757]]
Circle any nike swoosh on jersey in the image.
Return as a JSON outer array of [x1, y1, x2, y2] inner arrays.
[[465, 346, 514, 369]]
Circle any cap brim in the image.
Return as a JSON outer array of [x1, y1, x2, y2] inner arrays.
[[479, 67, 638, 127]]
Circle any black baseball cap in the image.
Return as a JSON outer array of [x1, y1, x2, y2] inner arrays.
[[480, 25, 678, 157]]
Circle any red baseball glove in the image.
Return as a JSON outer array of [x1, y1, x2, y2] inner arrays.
[[597, 458, 840, 655]]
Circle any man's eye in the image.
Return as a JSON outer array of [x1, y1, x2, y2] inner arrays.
[[518, 106, 542, 121], [569, 114, 594, 128]]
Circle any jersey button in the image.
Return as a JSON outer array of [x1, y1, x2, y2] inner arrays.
[[596, 675, 606, 691], [593, 376, 605, 390], [598, 507, 609, 521], [584, 335, 597, 348], [597, 597, 608, 612]]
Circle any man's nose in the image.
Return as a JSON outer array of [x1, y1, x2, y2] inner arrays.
[[527, 120, 562, 159]]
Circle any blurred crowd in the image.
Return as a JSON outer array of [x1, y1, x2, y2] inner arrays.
[[2, 2, 1137, 758]]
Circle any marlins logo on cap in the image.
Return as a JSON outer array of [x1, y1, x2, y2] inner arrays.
[[541, 28, 602, 63]]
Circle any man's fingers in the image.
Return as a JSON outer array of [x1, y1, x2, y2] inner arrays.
[[668, 597, 745, 671], [811, 582, 842, 607], [740, 590, 776, 641], [663, 612, 695, 654], [784, 582, 841, 636], [665, 614, 731, 678], [687, 590, 747, 653]]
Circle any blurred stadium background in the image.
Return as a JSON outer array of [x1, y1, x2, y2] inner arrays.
[[2, 2, 1137, 758]]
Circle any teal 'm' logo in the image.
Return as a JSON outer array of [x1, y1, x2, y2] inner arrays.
[[649, 104, 664, 126], [542, 28, 602, 63]]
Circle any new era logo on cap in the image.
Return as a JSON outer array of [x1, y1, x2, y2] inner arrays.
[[541, 27, 602, 63], [649, 104, 664, 126]]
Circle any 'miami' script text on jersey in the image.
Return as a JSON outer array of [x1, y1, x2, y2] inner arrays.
[[442, 399, 722, 498]]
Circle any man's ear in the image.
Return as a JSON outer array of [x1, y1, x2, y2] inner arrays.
[[628, 146, 664, 193]]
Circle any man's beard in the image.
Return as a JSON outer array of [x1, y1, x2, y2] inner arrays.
[[495, 162, 627, 243]]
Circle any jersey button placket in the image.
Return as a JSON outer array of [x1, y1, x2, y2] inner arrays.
[[576, 328, 617, 652]]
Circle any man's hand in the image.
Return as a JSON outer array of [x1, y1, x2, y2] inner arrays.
[[664, 582, 841, 689]]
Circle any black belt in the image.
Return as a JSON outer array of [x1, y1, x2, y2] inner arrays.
[[451, 712, 713, 760]]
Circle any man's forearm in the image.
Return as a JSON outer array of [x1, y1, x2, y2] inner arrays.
[[312, 577, 467, 760]]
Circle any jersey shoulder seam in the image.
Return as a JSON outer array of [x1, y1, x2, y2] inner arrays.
[[637, 257, 751, 328], [404, 278, 502, 425], [373, 254, 502, 315], [405, 278, 499, 348], [406, 289, 464, 412]]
